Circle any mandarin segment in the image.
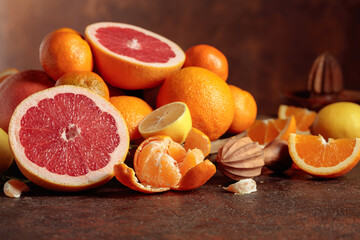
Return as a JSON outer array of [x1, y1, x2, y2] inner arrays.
[[184, 127, 211, 156]]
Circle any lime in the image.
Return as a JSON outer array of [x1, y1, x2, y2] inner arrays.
[[311, 102, 360, 139], [0, 128, 13, 173], [138, 102, 192, 143]]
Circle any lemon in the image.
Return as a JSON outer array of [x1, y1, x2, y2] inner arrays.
[[138, 102, 192, 143], [311, 102, 360, 139], [0, 128, 13, 173]]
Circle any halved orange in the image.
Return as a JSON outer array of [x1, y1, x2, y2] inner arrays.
[[278, 104, 317, 134], [288, 133, 360, 178], [246, 116, 296, 145]]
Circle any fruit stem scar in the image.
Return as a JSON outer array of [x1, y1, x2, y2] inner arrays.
[[127, 38, 141, 50], [62, 124, 81, 141]]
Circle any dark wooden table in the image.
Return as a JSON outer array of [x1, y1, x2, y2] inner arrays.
[[1, 161, 359, 240]]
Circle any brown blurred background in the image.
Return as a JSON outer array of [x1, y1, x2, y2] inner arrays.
[[1, 0, 360, 115]]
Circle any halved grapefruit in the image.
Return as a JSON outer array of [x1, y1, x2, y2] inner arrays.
[[8, 85, 129, 191], [85, 22, 185, 90]]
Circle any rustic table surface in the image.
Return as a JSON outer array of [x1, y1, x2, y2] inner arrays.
[[1, 161, 359, 240]]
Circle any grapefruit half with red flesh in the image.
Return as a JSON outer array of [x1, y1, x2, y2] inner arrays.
[[8, 85, 129, 191], [85, 22, 185, 90]]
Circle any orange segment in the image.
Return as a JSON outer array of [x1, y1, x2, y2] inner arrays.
[[278, 104, 317, 134], [184, 127, 211, 156], [247, 116, 296, 145], [178, 149, 204, 176], [288, 133, 360, 178]]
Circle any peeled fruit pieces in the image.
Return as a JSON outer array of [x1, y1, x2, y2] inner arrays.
[[85, 22, 185, 89], [311, 102, 360, 139], [157, 67, 235, 141], [0, 70, 54, 132]]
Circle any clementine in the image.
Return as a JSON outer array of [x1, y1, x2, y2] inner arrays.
[[39, 28, 93, 80], [157, 67, 235, 141], [183, 44, 228, 81]]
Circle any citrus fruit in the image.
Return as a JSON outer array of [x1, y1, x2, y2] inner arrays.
[[39, 27, 93, 80], [288, 133, 360, 178], [311, 102, 360, 139], [0, 70, 54, 132], [228, 85, 257, 134], [114, 134, 215, 193], [246, 116, 296, 145], [278, 104, 317, 134], [85, 22, 185, 90], [0, 68, 18, 83], [157, 67, 235, 141], [55, 71, 110, 100], [0, 128, 13, 173], [184, 127, 211, 157], [8, 85, 129, 191], [109, 95, 153, 140], [183, 44, 229, 81], [138, 102, 192, 143]]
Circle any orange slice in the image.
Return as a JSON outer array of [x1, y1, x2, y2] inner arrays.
[[278, 104, 317, 134], [288, 133, 360, 178], [246, 116, 296, 145]]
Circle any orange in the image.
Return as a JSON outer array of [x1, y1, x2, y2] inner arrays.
[[39, 27, 93, 80], [114, 133, 215, 193], [183, 44, 228, 81], [157, 67, 235, 141], [8, 85, 129, 191], [109, 96, 153, 140], [288, 133, 360, 178], [247, 116, 296, 145], [55, 71, 110, 100], [228, 85, 257, 134], [85, 22, 185, 90], [0, 68, 18, 83], [278, 104, 317, 134]]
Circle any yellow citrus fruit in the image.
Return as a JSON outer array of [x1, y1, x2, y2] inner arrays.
[[0, 128, 13, 173], [311, 102, 360, 139], [138, 102, 192, 143]]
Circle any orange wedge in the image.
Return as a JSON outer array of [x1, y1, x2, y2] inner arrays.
[[288, 133, 360, 178], [278, 104, 317, 134], [246, 116, 296, 145]]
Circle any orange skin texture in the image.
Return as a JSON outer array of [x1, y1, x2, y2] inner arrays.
[[56, 71, 110, 100], [39, 28, 93, 80], [228, 85, 257, 134], [157, 67, 235, 141], [183, 44, 228, 81], [109, 96, 153, 140], [0, 70, 54, 132]]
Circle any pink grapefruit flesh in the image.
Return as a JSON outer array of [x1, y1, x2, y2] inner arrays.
[[85, 22, 185, 90], [8, 85, 129, 191]]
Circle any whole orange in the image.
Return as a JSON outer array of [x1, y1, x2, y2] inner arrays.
[[56, 71, 110, 100], [183, 44, 228, 81], [39, 28, 93, 80], [228, 85, 257, 134], [110, 96, 153, 140], [157, 67, 235, 140]]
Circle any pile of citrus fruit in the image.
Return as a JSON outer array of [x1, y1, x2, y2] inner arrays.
[[0, 22, 359, 197]]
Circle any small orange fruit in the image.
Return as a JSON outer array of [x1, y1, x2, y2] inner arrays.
[[288, 133, 360, 178], [55, 71, 110, 100], [247, 116, 296, 145], [183, 44, 228, 81], [157, 67, 235, 141], [278, 104, 317, 134], [39, 28, 93, 80], [109, 96, 153, 140], [114, 133, 215, 193], [228, 85, 257, 134]]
